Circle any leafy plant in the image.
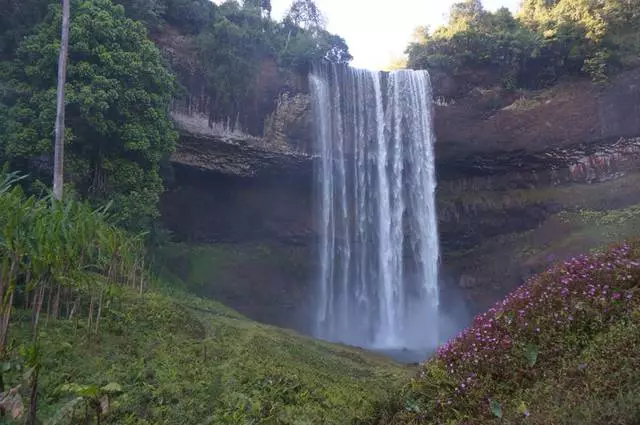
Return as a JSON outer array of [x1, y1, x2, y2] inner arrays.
[[1, 0, 177, 231], [53, 382, 123, 425], [407, 0, 640, 89], [0, 170, 148, 350], [369, 240, 640, 424]]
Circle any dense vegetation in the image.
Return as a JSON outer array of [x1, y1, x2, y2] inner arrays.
[[0, 170, 148, 422], [0, 172, 408, 424], [191, 0, 351, 127], [0, 0, 350, 231], [1, 0, 177, 230], [408, 0, 640, 89], [0, 170, 147, 344], [366, 240, 640, 424], [4, 287, 409, 424]]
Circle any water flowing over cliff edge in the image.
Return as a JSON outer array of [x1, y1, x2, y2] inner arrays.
[[310, 64, 439, 350], [161, 67, 640, 340]]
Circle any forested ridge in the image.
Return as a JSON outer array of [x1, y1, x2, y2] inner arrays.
[[408, 0, 640, 90]]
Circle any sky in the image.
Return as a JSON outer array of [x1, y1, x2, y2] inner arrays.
[[268, 0, 522, 69]]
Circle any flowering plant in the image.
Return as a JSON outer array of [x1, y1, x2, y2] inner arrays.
[[402, 241, 640, 423]]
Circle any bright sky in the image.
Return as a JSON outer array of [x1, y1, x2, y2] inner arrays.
[[270, 0, 522, 69]]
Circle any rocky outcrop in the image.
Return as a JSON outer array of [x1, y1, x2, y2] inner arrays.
[[170, 114, 312, 178], [161, 66, 640, 332], [433, 68, 640, 157]]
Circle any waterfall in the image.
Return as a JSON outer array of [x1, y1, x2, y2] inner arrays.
[[310, 63, 440, 350]]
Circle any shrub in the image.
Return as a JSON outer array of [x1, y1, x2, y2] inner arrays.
[[370, 240, 640, 424], [0, 170, 147, 350]]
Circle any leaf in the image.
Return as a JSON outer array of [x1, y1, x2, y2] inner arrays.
[[60, 383, 99, 399], [524, 344, 539, 367], [2, 361, 12, 372], [101, 382, 123, 394], [489, 399, 503, 418], [22, 366, 36, 382], [404, 398, 421, 413]]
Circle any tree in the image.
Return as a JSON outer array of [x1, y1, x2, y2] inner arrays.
[[53, 0, 70, 201], [448, 0, 485, 31], [285, 0, 325, 31], [111, 0, 168, 30], [2, 0, 176, 230], [0, 0, 51, 60], [261, 0, 272, 19]]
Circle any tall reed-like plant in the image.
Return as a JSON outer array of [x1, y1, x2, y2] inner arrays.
[[0, 170, 148, 352]]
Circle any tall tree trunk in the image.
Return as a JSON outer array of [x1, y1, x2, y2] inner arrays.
[[53, 0, 71, 200], [94, 289, 104, 336]]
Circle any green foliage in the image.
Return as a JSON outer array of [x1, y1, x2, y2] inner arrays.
[[111, 0, 217, 33], [2, 286, 409, 424], [408, 0, 640, 89], [192, 0, 351, 124], [505, 308, 640, 424], [559, 204, 640, 242], [52, 381, 124, 424], [0, 170, 147, 348], [0, 0, 177, 230], [365, 240, 640, 424], [489, 399, 503, 418], [0, 0, 52, 60]]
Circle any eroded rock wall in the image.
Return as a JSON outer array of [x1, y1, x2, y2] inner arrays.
[[161, 67, 640, 331]]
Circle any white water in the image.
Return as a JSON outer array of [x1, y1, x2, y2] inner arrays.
[[310, 63, 440, 350]]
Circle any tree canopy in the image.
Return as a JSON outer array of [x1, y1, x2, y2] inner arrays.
[[0, 0, 177, 230], [407, 0, 640, 89]]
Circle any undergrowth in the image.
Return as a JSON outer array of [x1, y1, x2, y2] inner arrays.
[[365, 240, 640, 424], [2, 287, 410, 424]]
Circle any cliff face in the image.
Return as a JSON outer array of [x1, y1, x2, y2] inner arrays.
[[161, 66, 640, 331]]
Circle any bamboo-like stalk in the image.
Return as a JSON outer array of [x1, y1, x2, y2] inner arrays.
[[87, 294, 94, 329], [32, 285, 45, 334], [95, 288, 104, 336], [52, 283, 61, 319], [0, 259, 18, 353]]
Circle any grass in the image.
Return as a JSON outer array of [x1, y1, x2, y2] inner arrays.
[[3, 286, 410, 425], [152, 242, 312, 329], [365, 240, 640, 424]]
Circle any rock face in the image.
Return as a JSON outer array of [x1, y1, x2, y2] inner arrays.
[[161, 67, 640, 332]]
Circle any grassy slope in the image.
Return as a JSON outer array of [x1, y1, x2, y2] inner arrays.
[[365, 241, 640, 425], [5, 288, 410, 425]]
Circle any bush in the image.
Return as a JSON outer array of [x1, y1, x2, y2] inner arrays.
[[1, 0, 177, 231], [0, 169, 147, 350], [408, 0, 640, 90], [368, 240, 640, 424]]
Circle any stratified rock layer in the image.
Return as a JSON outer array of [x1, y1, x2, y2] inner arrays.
[[162, 67, 640, 332]]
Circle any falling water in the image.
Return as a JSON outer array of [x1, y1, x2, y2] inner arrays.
[[310, 63, 440, 350]]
